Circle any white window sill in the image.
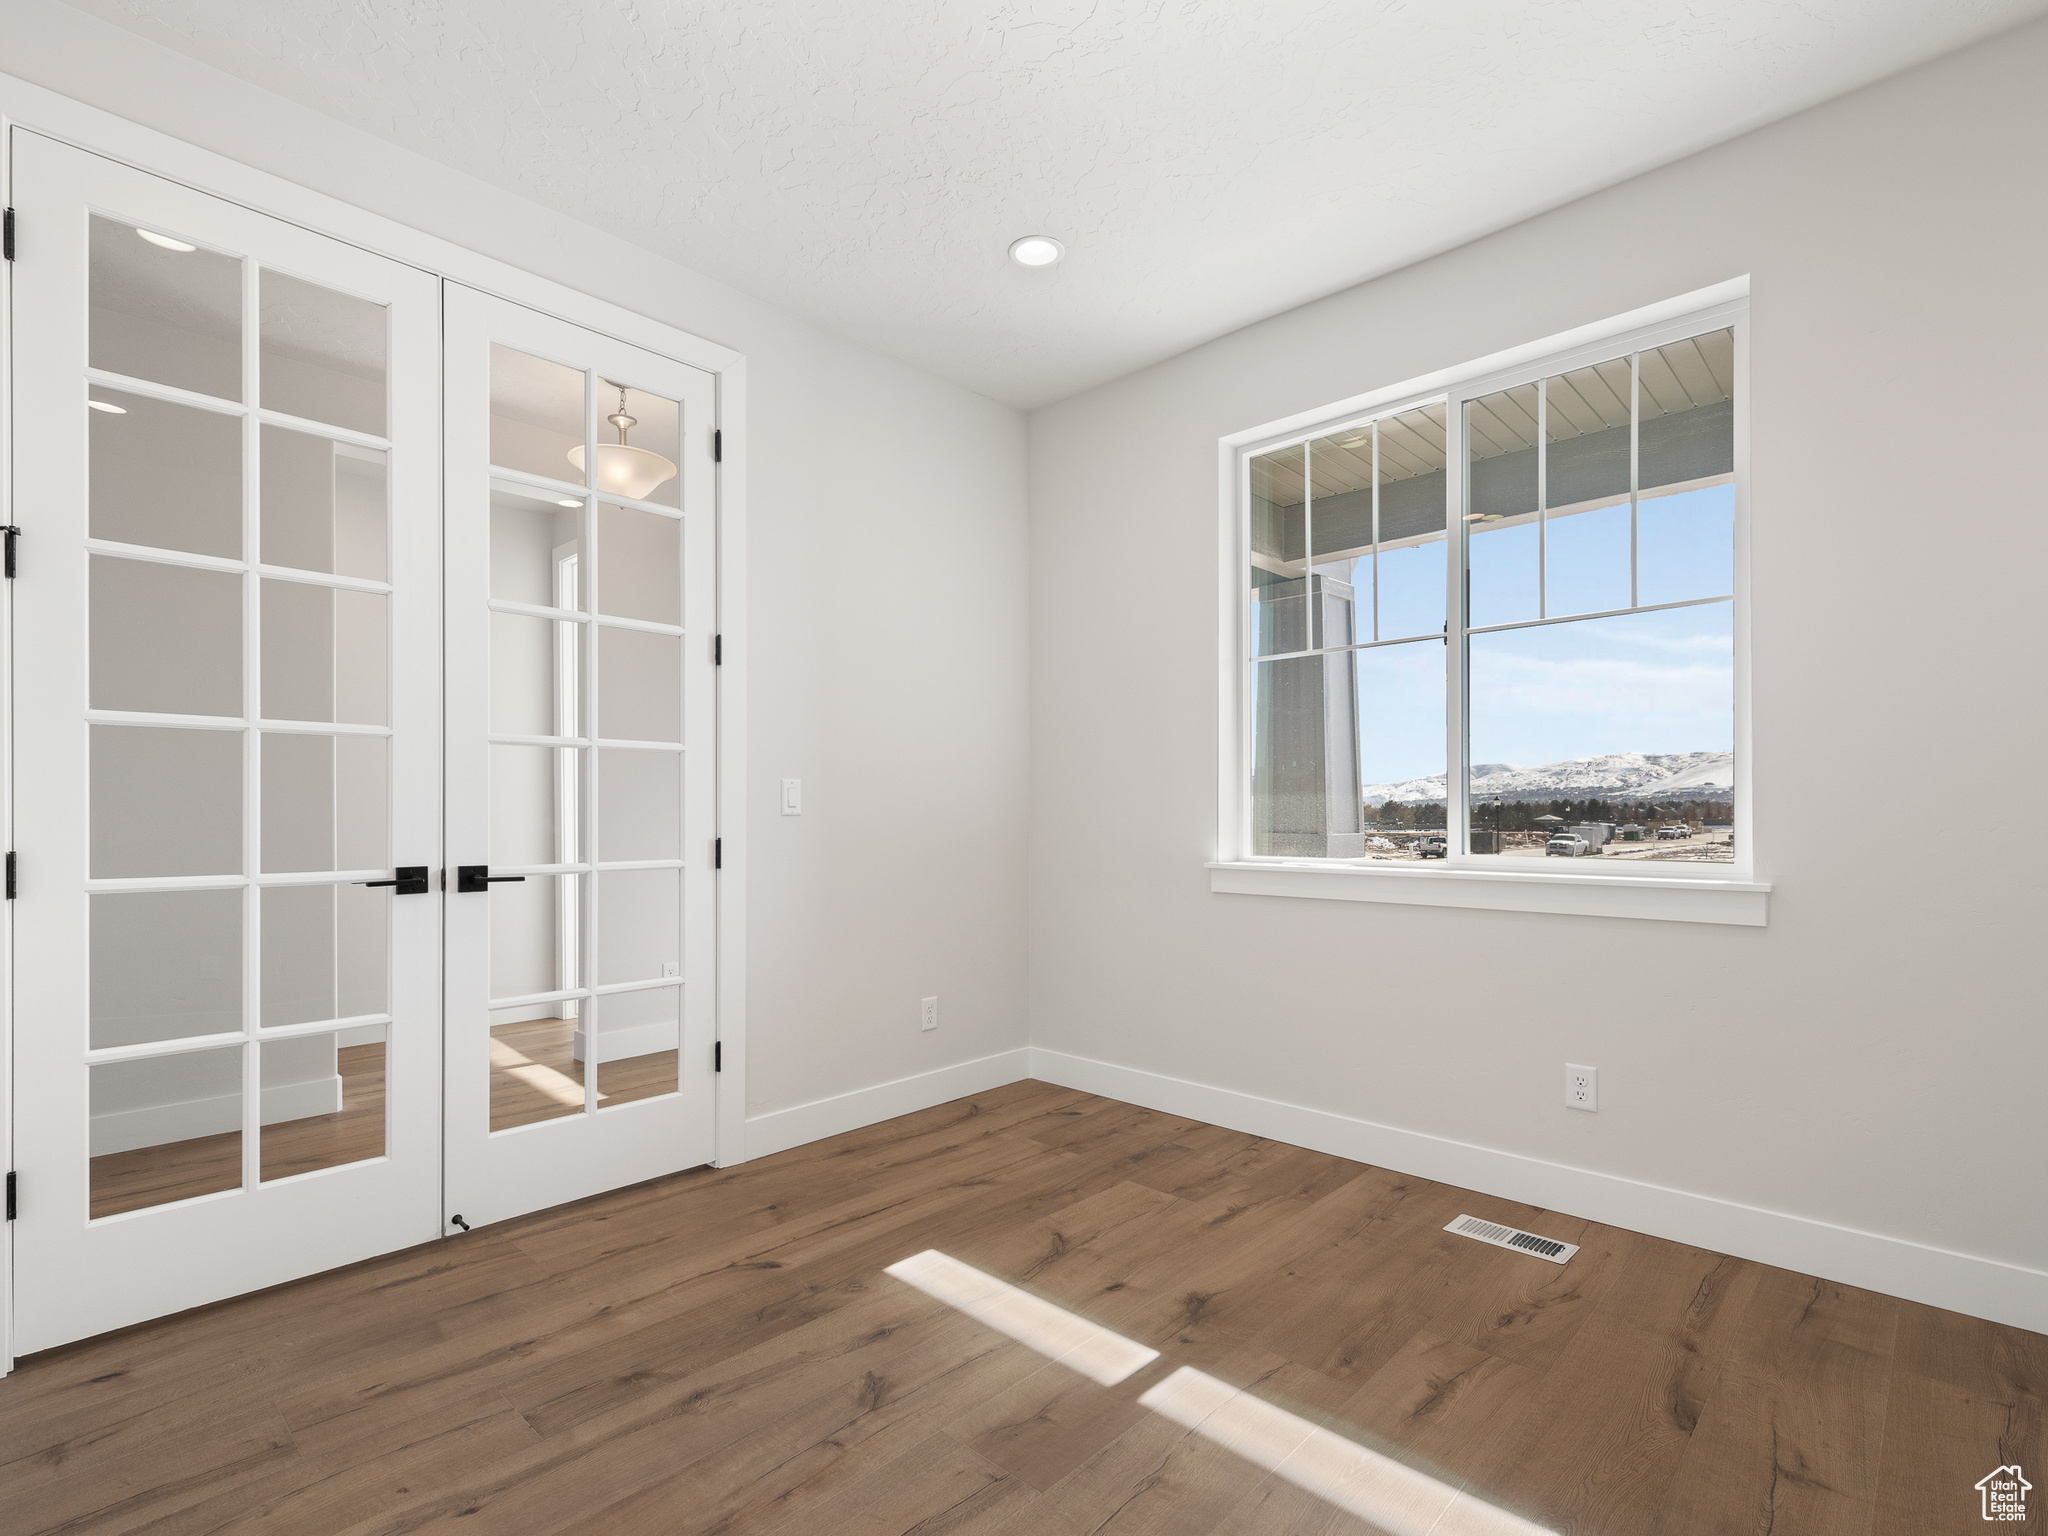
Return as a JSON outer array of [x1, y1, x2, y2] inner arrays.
[[1208, 860, 1770, 926]]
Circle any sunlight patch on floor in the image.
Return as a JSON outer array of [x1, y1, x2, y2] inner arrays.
[[884, 1249, 1159, 1386], [1140, 1365, 1553, 1535]]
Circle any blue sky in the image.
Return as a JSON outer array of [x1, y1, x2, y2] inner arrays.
[[1261, 484, 1736, 786]]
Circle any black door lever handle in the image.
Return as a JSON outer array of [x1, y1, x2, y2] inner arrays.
[[357, 865, 429, 895], [456, 865, 527, 894]]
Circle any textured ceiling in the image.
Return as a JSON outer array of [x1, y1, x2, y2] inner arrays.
[[62, 0, 2048, 408]]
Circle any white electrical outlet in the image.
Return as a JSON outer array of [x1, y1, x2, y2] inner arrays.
[[920, 996, 939, 1032], [663, 961, 680, 978], [781, 778, 802, 816], [1566, 1064, 1598, 1112]]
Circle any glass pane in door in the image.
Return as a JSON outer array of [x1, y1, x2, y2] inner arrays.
[[260, 733, 388, 873], [90, 1047, 243, 1217], [595, 869, 680, 986], [594, 504, 681, 624], [488, 872, 574, 1001], [579, 383, 680, 508], [491, 346, 586, 484], [91, 890, 243, 1049], [91, 724, 242, 878], [260, 270, 387, 436], [591, 865, 681, 1111], [261, 581, 389, 725], [491, 482, 585, 609], [596, 750, 680, 862], [90, 213, 242, 401], [593, 987, 681, 1112], [89, 387, 242, 558], [262, 426, 389, 581], [489, 744, 577, 868], [492, 612, 583, 739], [489, 1005, 585, 1131], [596, 629, 681, 742], [90, 555, 241, 717], [260, 883, 388, 1027], [260, 1028, 387, 1182]]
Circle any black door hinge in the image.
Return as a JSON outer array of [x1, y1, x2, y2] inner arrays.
[[714, 1040, 723, 1073], [5, 852, 15, 901], [2, 525, 20, 578], [5, 1171, 16, 1222], [714, 837, 722, 870], [714, 634, 722, 666], [713, 429, 722, 463], [3, 209, 14, 262]]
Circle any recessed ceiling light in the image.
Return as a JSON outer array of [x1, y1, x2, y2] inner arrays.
[[557, 499, 582, 508], [88, 400, 127, 414], [1008, 235, 1065, 268], [136, 228, 197, 252]]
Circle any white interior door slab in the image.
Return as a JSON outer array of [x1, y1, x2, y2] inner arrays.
[[442, 284, 718, 1229], [8, 131, 444, 1352]]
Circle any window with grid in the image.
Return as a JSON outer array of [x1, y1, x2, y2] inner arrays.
[[1240, 313, 1741, 874]]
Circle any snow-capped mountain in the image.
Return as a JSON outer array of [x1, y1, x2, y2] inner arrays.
[[1362, 751, 1733, 805]]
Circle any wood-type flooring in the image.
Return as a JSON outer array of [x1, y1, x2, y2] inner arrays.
[[6, 1079, 2040, 1534]]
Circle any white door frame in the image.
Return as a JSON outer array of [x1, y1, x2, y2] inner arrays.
[[0, 83, 749, 1376]]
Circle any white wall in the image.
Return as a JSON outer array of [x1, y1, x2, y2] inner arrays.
[[1027, 21, 2048, 1326], [2, 0, 1031, 1131]]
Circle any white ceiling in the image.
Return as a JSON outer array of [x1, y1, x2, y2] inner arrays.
[[64, 0, 2048, 408]]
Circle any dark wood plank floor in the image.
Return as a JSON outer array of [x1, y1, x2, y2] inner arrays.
[[4, 1079, 2039, 1534]]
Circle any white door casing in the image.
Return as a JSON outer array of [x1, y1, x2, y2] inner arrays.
[[8, 132, 445, 1352]]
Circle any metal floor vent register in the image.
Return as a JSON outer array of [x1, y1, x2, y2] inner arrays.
[[1445, 1214, 1579, 1264]]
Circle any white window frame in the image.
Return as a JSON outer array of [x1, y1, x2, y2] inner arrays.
[[1212, 280, 1766, 926]]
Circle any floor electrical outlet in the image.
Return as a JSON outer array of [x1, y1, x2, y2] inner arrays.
[[1566, 1063, 1598, 1112]]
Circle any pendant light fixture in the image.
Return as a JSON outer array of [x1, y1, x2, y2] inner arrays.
[[567, 382, 678, 500]]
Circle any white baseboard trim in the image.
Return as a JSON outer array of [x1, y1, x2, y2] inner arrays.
[[90, 1075, 344, 1158], [743, 1048, 1033, 1161], [572, 1018, 680, 1064], [1028, 1047, 2048, 1335]]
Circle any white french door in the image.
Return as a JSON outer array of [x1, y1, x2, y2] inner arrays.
[[8, 133, 444, 1350], [441, 285, 718, 1229]]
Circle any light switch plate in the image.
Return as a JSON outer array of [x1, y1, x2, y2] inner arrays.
[[781, 778, 802, 815]]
